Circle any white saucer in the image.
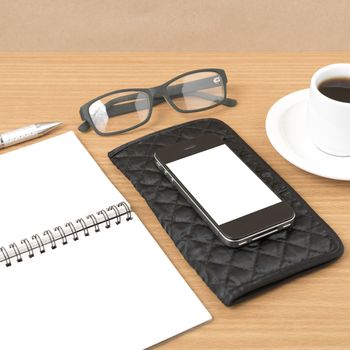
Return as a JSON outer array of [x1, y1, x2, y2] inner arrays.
[[266, 88, 350, 181]]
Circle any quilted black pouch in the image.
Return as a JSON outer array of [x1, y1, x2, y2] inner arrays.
[[108, 118, 344, 306]]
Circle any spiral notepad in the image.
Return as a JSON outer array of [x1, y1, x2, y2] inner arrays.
[[0, 132, 211, 350]]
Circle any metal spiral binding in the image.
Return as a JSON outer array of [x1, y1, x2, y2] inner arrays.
[[119, 202, 132, 221], [66, 222, 78, 241], [108, 205, 121, 224], [54, 226, 68, 245], [1, 247, 11, 267], [32, 234, 45, 254], [76, 218, 89, 236], [9, 243, 23, 263], [97, 210, 111, 228], [87, 214, 100, 232], [44, 230, 57, 249], [21, 239, 34, 258], [0, 201, 132, 267]]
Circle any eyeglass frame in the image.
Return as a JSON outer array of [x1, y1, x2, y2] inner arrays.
[[79, 68, 237, 136]]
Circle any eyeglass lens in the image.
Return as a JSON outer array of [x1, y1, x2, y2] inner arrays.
[[88, 90, 150, 134], [166, 71, 225, 111]]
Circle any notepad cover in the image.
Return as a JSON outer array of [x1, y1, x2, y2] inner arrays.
[[108, 118, 344, 306]]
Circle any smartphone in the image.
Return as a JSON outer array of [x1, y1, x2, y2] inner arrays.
[[154, 134, 295, 247]]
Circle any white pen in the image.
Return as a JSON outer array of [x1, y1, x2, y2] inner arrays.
[[0, 122, 62, 149]]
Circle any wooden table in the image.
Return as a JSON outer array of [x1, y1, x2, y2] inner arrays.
[[1, 53, 349, 350]]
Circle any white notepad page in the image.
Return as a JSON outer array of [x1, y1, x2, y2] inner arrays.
[[0, 131, 127, 242], [0, 132, 211, 350]]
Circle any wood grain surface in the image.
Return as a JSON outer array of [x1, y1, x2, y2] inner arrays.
[[0, 53, 349, 349]]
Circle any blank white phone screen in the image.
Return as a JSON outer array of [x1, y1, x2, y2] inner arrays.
[[167, 144, 281, 225]]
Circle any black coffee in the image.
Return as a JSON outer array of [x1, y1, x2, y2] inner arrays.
[[318, 77, 350, 103]]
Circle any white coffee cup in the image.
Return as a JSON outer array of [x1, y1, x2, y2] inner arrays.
[[308, 63, 350, 156]]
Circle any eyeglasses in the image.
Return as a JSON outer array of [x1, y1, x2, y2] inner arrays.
[[78, 68, 237, 136]]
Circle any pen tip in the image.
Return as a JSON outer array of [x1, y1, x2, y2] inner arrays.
[[36, 121, 63, 134], [46, 121, 62, 128]]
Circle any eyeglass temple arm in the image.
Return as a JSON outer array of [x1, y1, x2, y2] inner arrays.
[[103, 76, 236, 106], [104, 88, 235, 118], [106, 89, 234, 114], [100, 76, 233, 108]]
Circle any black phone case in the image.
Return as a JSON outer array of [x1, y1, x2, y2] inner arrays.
[[108, 118, 344, 306]]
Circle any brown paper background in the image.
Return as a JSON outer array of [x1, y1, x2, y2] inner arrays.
[[0, 0, 349, 51]]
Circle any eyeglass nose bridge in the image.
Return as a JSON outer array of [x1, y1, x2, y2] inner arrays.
[[150, 85, 167, 98], [149, 85, 174, 107]]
